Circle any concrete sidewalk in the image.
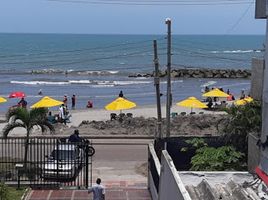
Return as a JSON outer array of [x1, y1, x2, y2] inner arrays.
[[26, 181, 151, 200]]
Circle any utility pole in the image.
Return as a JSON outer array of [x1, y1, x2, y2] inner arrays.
[[153, 40, 162, 138], [165, 18, 172, 138]]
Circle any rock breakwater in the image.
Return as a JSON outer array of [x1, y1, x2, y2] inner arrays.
[[129, 68, 251, 79]]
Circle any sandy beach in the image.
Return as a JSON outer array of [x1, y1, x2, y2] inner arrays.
[[0, 104, 225, 137]]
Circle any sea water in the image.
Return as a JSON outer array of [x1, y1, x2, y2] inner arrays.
[[0, 33, 265, 112]]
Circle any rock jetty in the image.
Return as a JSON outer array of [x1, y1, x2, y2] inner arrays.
[[129, 68, 251, 79]]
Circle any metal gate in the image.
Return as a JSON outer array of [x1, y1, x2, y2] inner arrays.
[[0, 137, 93, 189]]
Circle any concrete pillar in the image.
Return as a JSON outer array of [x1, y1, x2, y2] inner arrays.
[[250, 58, 265, 100]]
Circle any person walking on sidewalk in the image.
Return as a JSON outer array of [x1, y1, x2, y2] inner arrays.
[[88, 178, 105, 200]]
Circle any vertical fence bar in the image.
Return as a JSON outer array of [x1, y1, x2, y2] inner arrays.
[[0, 137, 91, 189]]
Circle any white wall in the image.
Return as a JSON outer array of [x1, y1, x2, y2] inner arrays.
[[158, 150, 192, 200]]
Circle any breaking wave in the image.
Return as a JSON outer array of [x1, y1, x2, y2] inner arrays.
[[10, 79, 152, 87], [210, 49, 262, 54], [200, 81, 217, 88]]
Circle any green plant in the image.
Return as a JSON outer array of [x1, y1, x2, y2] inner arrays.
[[181, 138, 207, 152], [190, 146, 245, 171], [180, 138, 246, 171], [2, 107, 54, 166], [222, 100, 261, 153]]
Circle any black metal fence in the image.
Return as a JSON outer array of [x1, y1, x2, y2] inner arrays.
[[0, 137, 93, 189]]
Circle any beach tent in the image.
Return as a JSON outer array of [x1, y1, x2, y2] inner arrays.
[[0, 97, 7, 103], [105, 97, 136, 111], [176, 96, 207, 113], [31, 96, 63, 108], [234, 97, 253, 106], [202, 88, 229, 98]]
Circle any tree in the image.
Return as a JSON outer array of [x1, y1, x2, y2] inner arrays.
[[2, 107, 54, 166]]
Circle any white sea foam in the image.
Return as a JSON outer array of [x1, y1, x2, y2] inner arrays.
[[10, 81, 70, 85], [108, 71, 119, 74], [210, 49, 261, 54], [69, 80, 92, 84], [200, 81, 217, 88], [77, 70, 119, 75], [90, 85, 115, 88], [11, 79, 151, 86], [113, 81, 152, 85]]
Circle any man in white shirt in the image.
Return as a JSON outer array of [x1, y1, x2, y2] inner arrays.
[[88, 178, 105, 200]]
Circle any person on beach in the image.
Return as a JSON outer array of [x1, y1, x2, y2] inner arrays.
[[204, 86, 210, 93], [88, 178, 105, 200], [240, 90, 246, 99], [87, 100, 93, 108], [69, 129, 82, 143], [38, 89, 43, 96], [59, 104, 66, 125], [63, 95, 68, 108], [207, 97, 213, 109], [47, 111, 56, 124], [71, 94, 76, 109], [18, 98, 27, 108], [119, 90, 124, 98]]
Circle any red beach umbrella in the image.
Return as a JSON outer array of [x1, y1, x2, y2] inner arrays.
[[9, 91, 26, 98]]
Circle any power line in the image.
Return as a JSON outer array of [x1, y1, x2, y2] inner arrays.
[[225, 0, 255, 34]]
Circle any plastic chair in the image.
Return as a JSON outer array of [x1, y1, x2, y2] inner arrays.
[[126, 113, 133, 118], [119, 113, 125, 118], [110, 113, 117, 120], [180, 112, 186, 116], [171, 112, 178, 118]]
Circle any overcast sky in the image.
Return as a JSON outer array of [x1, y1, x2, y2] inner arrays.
[[0, 0, 265, 35]]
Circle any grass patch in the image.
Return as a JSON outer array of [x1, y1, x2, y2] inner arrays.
[[1, 183, 27, 200], [7, 186, 26, 200]]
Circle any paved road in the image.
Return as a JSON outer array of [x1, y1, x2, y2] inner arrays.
[[91, 139, 152, 183]]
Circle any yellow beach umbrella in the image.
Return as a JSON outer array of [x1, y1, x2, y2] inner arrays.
[[105, 97, 136, 111], [202, 88, 229, 98], [235, 97, 253, 106], [0, 97, 7, 103], [31, 96, 63, 108], [177, 96, 208, 112]]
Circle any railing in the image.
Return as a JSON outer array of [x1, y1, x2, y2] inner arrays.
[[0, 137, 93, 189]]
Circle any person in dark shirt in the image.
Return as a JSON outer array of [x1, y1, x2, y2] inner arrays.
[[18, 98, 27, 108], [71, 94, 76, 109], [69, 129, 82, 143], [87, 100, 93, 108], [118, 90, 124, 98]]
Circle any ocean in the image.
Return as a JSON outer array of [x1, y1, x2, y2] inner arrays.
[[0, 33, 265, 112]]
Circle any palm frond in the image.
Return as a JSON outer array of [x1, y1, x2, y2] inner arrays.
[[38, 122, 55, 134], [2, 122, 25, 138], [6, 107, 29, 125]]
